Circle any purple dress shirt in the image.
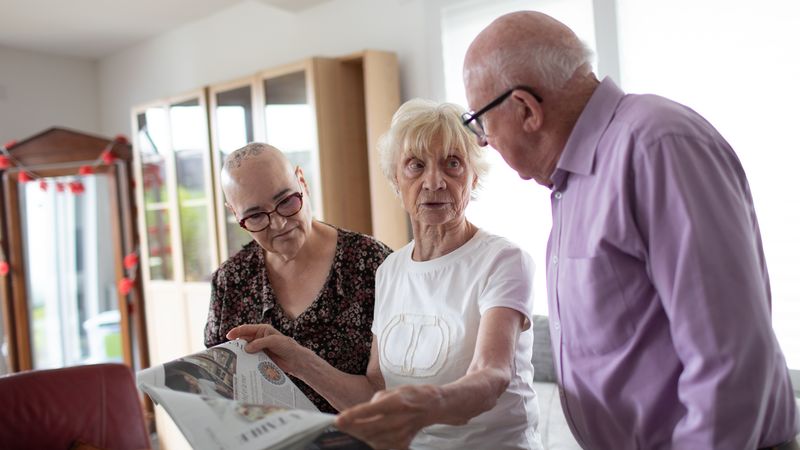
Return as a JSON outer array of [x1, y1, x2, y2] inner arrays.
[[546, 77, 798, 449]]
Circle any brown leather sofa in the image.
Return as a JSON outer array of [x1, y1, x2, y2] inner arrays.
[[0, 363, 150, 450]]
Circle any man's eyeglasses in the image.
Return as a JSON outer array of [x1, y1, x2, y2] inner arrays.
[[461, 85, 543, 143], [237, 191, 304, 232]]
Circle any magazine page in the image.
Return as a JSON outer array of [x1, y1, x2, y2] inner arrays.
[[137, 339, 338, 449], [137, 339, 318, 411], [141, 385, 333, 450]]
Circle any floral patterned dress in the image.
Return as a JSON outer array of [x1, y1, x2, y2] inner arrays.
[[204, 226, 393, 413]]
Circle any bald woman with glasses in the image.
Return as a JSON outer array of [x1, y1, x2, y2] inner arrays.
[[204, 142, 392, 413]]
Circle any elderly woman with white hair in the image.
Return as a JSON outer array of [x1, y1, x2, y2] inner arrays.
[[228, 99, 542, 450]]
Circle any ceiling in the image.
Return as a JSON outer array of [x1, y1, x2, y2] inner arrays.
[[0, 0, 333, 60]]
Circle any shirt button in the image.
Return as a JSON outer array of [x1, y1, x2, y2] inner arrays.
[[554, 321, 561, 332], [554, 191, 563, 200], [552, 256, 559, 265]]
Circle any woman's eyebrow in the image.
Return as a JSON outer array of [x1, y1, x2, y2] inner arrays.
[[241, 187, 292, 215]]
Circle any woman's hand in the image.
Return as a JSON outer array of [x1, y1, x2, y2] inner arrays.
[[226, 324, 310, 375], [334, 384, 443, 450]]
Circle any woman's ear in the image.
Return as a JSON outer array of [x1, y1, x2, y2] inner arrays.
[[512, 89, 543, 133], [295, 166, 309, 193]]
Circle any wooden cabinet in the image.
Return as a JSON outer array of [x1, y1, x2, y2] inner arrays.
[[209, 51, 408, 260], [131, 50, 407, 450], [131, 90, 217, 363]]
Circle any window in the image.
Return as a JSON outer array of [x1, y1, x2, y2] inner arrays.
[[616, 0, 800, 374], [441, 0, 598, 316]]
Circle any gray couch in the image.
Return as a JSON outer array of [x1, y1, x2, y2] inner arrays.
[[531, 315, 581, 449]]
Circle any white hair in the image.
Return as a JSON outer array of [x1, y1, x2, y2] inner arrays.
[[378, 99, 489, 199], [467, 30, 594, 93]]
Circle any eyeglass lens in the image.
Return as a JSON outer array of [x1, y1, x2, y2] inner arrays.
[[242, 193, 303, 231]]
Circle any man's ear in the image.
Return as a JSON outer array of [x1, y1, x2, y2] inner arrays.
[[512, 89, 543, 133]]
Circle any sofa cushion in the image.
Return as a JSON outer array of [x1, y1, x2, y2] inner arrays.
[[532, 314, 557, 383]]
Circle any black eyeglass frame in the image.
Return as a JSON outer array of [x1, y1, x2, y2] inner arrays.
[[461, 85, 543, 139], [237, 191, 304, 232]]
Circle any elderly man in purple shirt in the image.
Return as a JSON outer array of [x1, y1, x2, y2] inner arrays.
[[462, 10, 799, 450]]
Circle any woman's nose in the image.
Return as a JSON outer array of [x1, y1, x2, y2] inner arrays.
[[269, 213, 288, 229], [422, 167, 446, 190]]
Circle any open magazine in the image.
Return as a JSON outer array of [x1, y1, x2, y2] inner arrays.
[[136, 339, 370, 450]]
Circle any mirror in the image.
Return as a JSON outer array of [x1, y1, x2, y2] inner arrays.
[[20, 174, 121, 369]]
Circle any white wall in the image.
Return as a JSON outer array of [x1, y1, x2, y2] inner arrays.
[[98, 0, 450, 137], [0, 45, 100, 144]]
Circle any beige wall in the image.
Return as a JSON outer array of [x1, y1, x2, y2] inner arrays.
[[0, 45, 100, 144], [97, 0, 455, 138]]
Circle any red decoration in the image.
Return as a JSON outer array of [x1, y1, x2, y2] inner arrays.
[[18, 172, 33, 183], [101, 149, 116, 165], [78, 165, 94, 175], [69, 181, 85, 194], [123, 253, 139, 270], [55, 182, 66, 193], [0, 261, 9, 276], [118, 277, 135, 295], [39, 179, 48, 191], [3, 140, 17, 150], [114, 134, 129, 144], [0, 155, 11, 169]]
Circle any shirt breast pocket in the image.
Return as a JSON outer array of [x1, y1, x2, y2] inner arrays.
[[558, 254, 634, 355]]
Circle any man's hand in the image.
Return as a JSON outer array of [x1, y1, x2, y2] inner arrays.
[[334, 384, 444, 450]]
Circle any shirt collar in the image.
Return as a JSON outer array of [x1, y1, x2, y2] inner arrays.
[[551, 77, 624, 189]]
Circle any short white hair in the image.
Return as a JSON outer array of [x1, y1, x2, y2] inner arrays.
[[378, 99, 489, 198], [491, 38, 594, 90]]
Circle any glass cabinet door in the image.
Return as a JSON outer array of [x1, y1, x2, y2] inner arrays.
[[262, 71, 323, 217], [134, 93, 217, 283], [212, 85, 255, 256], [170, 98, 214, 282], [136, 109, 174, 280]]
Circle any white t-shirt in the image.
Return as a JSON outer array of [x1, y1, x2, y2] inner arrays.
[[372, 229, 542, 450]]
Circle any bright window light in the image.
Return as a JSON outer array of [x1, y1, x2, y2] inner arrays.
[[617, 0, 800, 370], [441, 0, 597, 316]]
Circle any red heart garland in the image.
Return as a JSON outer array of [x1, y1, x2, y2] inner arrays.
[[118, 277, 135, 295], [123, 252, 139, 269]]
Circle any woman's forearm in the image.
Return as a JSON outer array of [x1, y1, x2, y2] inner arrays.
[[294, 350, 383, 412], [432, 366, 511, 426]]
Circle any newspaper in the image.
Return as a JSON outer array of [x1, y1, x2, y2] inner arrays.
[[137, 339, 368, 450]]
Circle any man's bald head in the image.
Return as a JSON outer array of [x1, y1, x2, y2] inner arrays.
[[464, 11, 593, 94]]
